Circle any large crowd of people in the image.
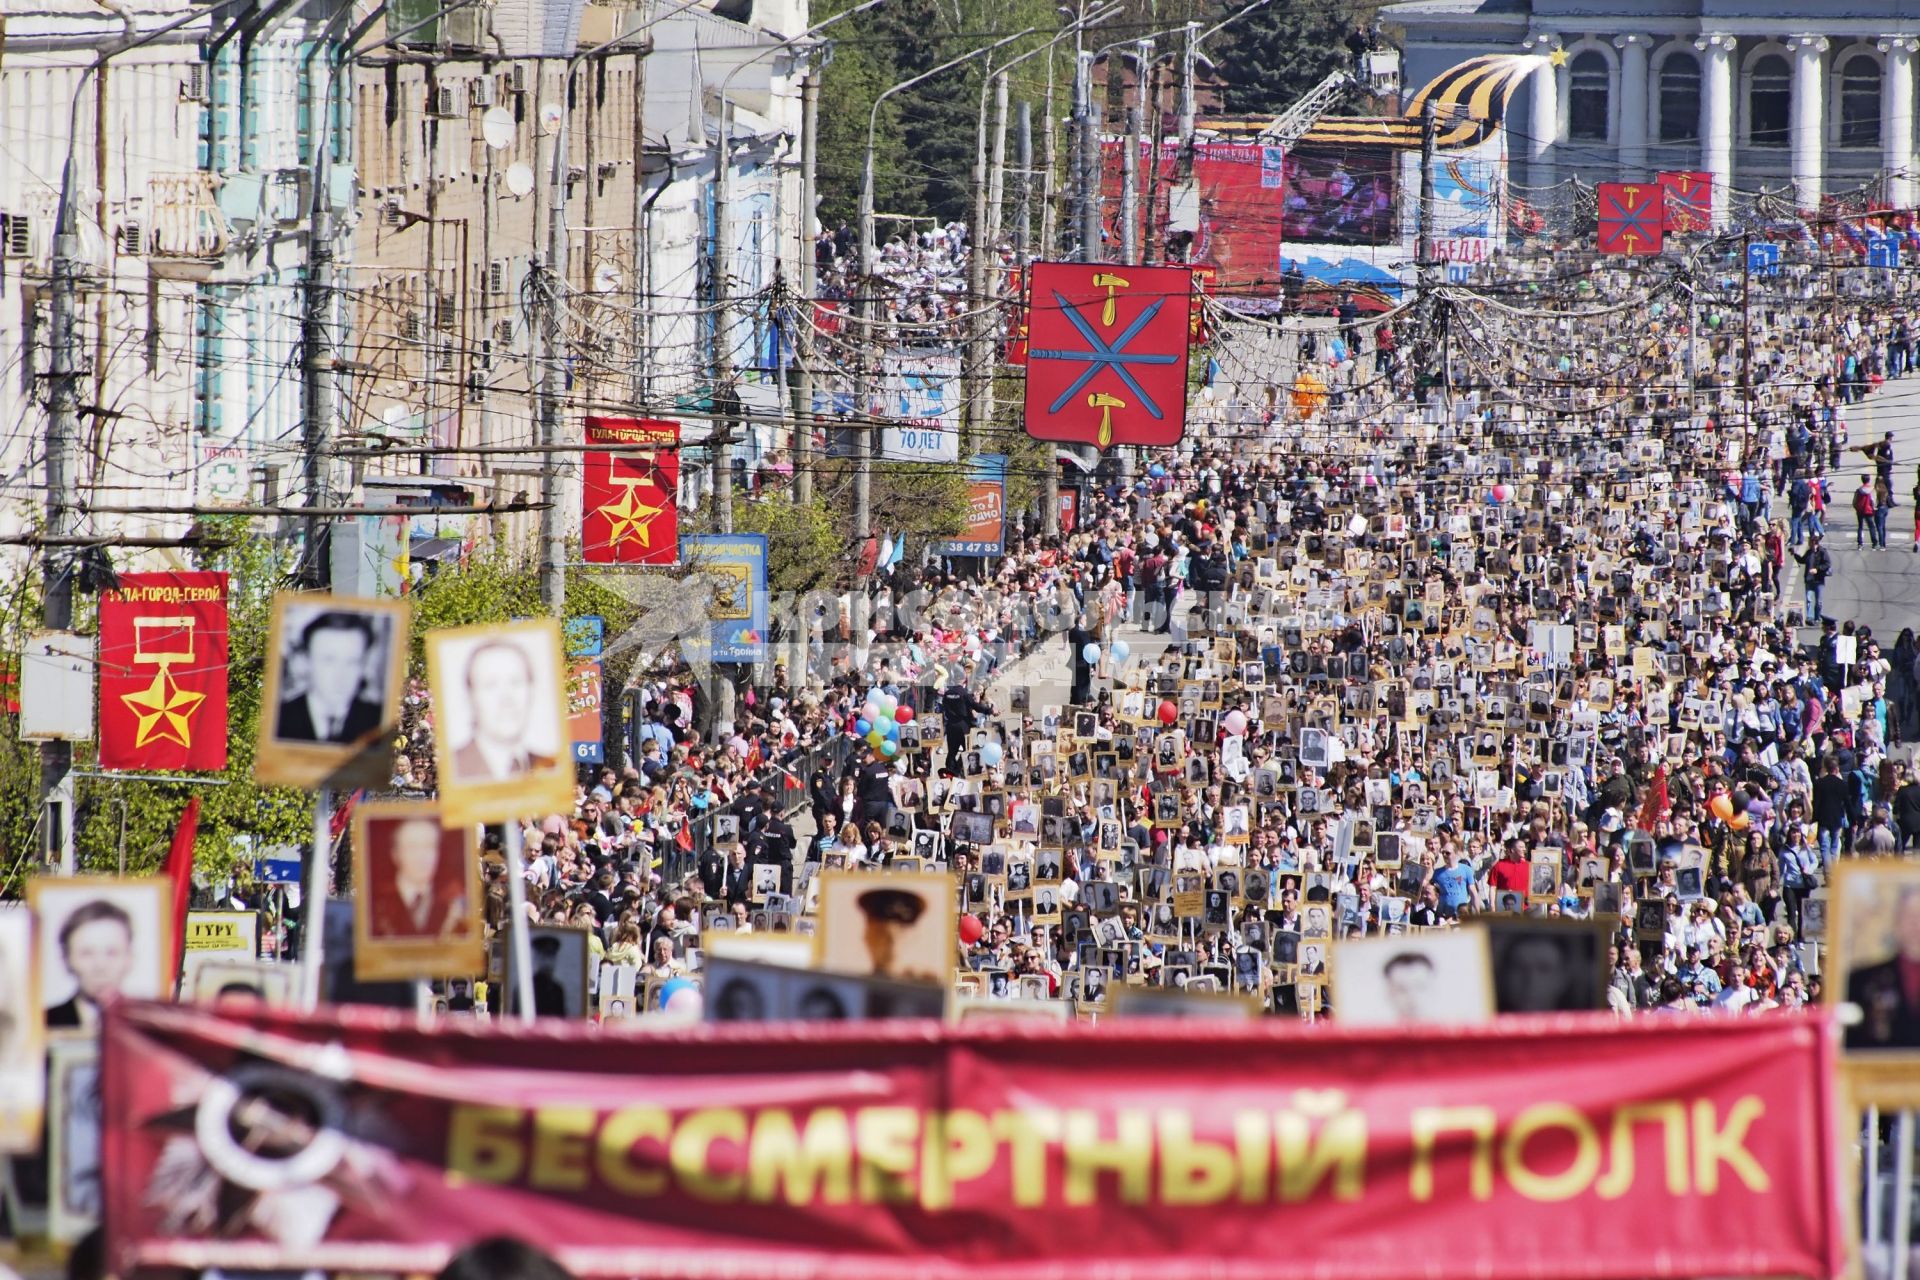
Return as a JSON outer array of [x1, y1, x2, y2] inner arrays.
[[410, 227, 1920, 1025]]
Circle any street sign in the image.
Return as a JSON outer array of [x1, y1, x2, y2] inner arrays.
[[1747, 242, 1782, 277]]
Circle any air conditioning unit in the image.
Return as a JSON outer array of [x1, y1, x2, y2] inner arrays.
[[401, 311, 423, 341], [181, 65, 208, 103], [466, 372, 485, 403], [493, 318, 515, 346], [4, 214, 34, 259], [435, 291, 457, 331], [471, 76, 496, 108], [444, 5, 489, 52], [487, 258, 508, 294], [431, 83, 465, 118], [435, 342, 457, 373], [509, 64, 530, 94], [382, 199, 407, 227], [119, 221, 145, 256]]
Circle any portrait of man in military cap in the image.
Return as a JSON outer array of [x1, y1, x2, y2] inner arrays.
[[816, 871, 956, 984]]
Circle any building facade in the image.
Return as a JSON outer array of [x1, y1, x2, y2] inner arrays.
[[1387, 0, 1920, 219]]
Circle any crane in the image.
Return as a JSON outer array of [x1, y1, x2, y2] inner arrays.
[[1254, 50, 1402, 149]]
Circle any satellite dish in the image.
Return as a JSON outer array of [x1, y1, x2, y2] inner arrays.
[[481, 107, 515, 150], [592, 263, 622, 294], [538, 101, 564, 135], [505, 163, 535, 197]]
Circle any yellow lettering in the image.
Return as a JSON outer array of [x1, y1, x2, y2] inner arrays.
[[1410, 1106, 1496, 1202], [447, 1105, 526, 1184], [671, 1108, 746, 1201], [596, 1106, 670, 1197], [529, 1106, 595, 1191], [855, 1107, 919, 1203], [1596, 1101, 1689, 1199], [1501, 1104, 1600, 1202], [1275, 1092, 1366, 1202], [996, 1108, 1061, 1207], [920, 1109, 996, 1212], [1158, 1112, 1236, 1205], [748, 1108, 853, 1205], [1062, 1109, 1152, 1206], [1233, 1110, 1270, 1202], [1692, 1097, 1770, 1194]]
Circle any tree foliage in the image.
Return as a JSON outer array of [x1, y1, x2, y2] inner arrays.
[[1208, 0, 1373, 118]]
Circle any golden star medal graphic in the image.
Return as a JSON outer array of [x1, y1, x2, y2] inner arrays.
[[597, 480, 667, 549], [121, 666, 206, 748]]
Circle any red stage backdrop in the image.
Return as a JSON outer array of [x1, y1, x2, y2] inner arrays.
[[97, 572, 229, 772], [1023, 261, 1191, 450], [582, 416, 680, 565], [102, 1005, 1843, 1280]]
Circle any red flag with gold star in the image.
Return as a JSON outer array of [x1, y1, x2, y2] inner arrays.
[[582, 417, 680, 566], [98, 572, 229, 772]]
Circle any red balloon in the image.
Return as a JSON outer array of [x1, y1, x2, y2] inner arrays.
[[895, 706, 914, 724], [1157, 700, 1179, 725], [958, 913, 984, 945]]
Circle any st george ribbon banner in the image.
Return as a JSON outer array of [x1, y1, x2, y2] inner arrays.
[[101, 1004, 1843, 1280]]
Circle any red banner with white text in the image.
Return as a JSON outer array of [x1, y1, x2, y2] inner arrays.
[[97, 572, 229, 771], [102, 1005, 1843, 1280]]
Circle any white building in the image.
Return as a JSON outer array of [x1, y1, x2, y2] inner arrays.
[[1387, 0, 1920, 218]]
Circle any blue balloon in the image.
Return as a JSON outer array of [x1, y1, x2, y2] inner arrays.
[[1081, 642, 1101, 664], [1110, 640, 1131, 663], [1149, 463, 1167, 478], [658, 977, 696, 1009], [884, 720, 900, 739], [981, 741, 1004, 767], [879, 739, 898, 758], [855, 718, 871, 735]]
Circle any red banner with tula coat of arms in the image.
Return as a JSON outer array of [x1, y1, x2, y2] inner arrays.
[[98, 572, 229, 771], [582, 417, 680, 566], [1022, 261, 1192, 450], [1595, 183, 1665, 255]]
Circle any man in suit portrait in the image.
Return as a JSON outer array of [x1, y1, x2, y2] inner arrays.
[[275, 611, 385, 744], [45, 900, 134, 1029], [367, 817, 472, 940], [1847, 885, 1920, 1050], [452, 638, 554, 781]]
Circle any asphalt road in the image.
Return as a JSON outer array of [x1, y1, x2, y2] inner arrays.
[[1814, 374, 1920, 645]]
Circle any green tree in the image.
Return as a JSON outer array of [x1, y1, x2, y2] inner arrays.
[[1208, 0, 1370, 118]]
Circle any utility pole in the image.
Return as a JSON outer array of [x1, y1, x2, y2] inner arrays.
[[1015, 101, 1033, 268], [537, 60, 570, 615], [1143, 57, 1165, 263], [300, 53, 343, 592], [42, 197, 80, 875], [795, 70, 818, 508], [856, 146, 878, 569], [965, 64, 996, 459], [1414, 103, 1440, 402], [1121, 103, 1140, 264], [710, 102, 736, 536], [1078, 50, 1100, 264]]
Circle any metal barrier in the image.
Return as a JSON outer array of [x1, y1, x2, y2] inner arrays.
[[1864, 1106, 1918, 1280]]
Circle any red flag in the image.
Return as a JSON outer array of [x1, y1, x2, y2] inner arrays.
[[1635, 764, 1670, 831], [1595, 182, 1664, 255], [97, 572, 230, 772], [1022, 260, 1193, 450], [582, 417, 680, 566], [1657, 171, 1712, 232], [164, 796, 201, 983]]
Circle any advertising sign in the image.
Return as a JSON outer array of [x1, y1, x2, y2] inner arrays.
[[933, 455, 1007, 558], [568, 660, 605, 764], [682, 534, 769, 664], [880, 353, 962, 463]]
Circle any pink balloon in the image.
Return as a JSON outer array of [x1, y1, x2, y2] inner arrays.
[[1222, 709, 1249, 736]]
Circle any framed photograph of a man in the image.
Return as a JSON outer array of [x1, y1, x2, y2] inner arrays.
[[1828, 859, 1920, 1104], [255, 594, 408, 788], [45, 1036, 100, 1245], [27, 876, 171, 1035], [1484, 916, 1614, 1013], [508, 926, 592, 1018], [0, 907, 42, 1153], [816, 872, 956, 983], [1332, 930, 1496, 1027], [352, 801, 482, 982], [187, 958, 297, 1007], [427, 618, 572, 825]]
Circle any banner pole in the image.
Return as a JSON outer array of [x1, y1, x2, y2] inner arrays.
[[300, 790, 333, 1010], [503, 821, 537, 1022]]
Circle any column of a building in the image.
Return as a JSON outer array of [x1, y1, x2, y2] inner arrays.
[[1696, 33, 1735, 226], [1788, 35, 1828, 211], [1881, 37, 1917, 209], [1526, 35, 1561, 192], [1615, 34, 1650, 178]]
